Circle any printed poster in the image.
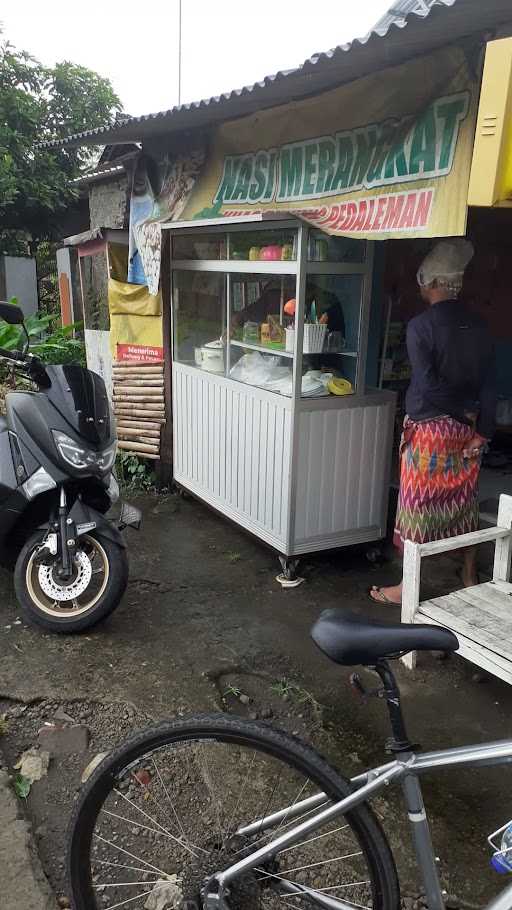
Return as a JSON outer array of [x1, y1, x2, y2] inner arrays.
[[182, 45, 479, 240]]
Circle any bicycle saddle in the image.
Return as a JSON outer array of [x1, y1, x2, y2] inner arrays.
[[311, 608, 459, 666]]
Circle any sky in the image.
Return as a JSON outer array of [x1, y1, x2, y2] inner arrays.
[[2, 0, 392, 117]]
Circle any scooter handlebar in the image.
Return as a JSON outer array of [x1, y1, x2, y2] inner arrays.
[[0, 349, 50, 386], [0, 347, 27, 365]]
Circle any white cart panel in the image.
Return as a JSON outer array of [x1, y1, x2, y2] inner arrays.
[[173, 362, 292, 550], [292, 395, 395, 553]]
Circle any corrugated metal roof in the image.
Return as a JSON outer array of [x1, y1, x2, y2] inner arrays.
[[63, 227, 128, 246], [39, 0, 512, 150], [370, 0, 455, 36], [72, 164, 126, 186]]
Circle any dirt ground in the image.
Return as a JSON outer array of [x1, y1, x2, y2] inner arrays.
[[0, 491, 511, 907]]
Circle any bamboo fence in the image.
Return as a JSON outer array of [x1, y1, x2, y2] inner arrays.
[[112, 361, 165, 460]]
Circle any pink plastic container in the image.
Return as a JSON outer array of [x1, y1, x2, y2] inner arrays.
[[259, 245, 282, 261]]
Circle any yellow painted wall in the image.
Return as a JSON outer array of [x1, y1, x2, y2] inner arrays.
[[468, 37, 512, 207]]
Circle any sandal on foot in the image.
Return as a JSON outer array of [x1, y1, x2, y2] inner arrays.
[[368, 586, 401, 606]]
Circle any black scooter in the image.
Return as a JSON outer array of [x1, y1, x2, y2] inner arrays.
[[0, 301, 141, 633]]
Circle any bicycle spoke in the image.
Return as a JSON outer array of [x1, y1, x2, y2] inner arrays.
[[313, 882, 371, 893], [256, 866, 370, 900], [231, 800, 329, 859], [271, 779, 312, 839], [127, 769, 203, 858], [95, 859, 162, 877], [98, 886, 170, 910], [150, 755, 206, 853], [256, 764, 285, 835], [193, 744, 225, 845], [112, 788, 198, 857], [278, 824, 350, 855], [276, 851, 364, 876], [95, 881, 172, 888], [93, 834, 171, 878], [277, 881, 370, 910], [101, 808, 183, 841], [75, 728, 382, 910], [226, 750, 257, 838]]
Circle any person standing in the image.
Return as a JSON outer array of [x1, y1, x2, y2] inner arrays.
[[371, 238, 496, 606]]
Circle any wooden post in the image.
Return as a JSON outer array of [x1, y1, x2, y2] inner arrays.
[[493, 494, 512, 582], [401, 540, 422, 670], [157, 233, 173, 486]]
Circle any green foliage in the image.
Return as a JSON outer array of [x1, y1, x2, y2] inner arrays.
[[115, 453, 155, 491], [0, 299, 85, 365], [0, 40, 122, 248], [14, 773, 31, 799]]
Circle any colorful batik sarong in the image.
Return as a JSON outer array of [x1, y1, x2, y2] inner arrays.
[[393, 416, 480, 552]]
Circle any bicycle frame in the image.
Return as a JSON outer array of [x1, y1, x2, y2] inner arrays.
[[205, 738, 512, 910]]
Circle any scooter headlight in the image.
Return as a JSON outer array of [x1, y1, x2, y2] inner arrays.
[[52, 431, 117, 473]]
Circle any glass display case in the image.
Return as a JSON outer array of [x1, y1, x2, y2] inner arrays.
[[171, 224, 369, 399], [167, 217, 395, 571]]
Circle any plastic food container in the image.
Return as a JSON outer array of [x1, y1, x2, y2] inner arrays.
[[259, 245, 282, 261], [285, 324, 327, 353]]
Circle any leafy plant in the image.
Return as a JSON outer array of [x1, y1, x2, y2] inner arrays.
[[223, 685, 242, 698], [271, 679, 323, 712], [0, 300, 85, 365], [14, 773, 31, 799], [115, 453, 155, 491], [271, 680, 294, 699]]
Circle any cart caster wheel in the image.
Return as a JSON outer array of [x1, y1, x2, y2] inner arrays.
[[276, 557, 305, 589], [366, 545, 384, 565]]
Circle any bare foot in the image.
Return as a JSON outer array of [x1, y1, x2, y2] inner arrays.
[[369, 585, 402, 606]]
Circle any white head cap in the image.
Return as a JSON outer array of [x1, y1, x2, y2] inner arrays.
[[417, 238, 474, 294]]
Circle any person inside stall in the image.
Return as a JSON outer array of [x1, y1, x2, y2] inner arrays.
[[370, 238, 496, 606], [231, 278, 345, 337]]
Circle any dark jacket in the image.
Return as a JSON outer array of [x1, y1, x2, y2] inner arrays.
[[405, 298, 496, 439]]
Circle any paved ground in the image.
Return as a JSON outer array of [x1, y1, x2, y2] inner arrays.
[[0, 769, 56, 909], [0, 491, 511, 906]]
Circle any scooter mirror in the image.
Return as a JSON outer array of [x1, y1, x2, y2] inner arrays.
[[0, 301, 25, 325]]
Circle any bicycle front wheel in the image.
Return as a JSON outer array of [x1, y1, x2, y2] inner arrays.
[[68, 714, 399, 910]]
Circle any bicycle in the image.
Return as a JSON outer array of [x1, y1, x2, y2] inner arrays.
[[68, 608, 512, 910]]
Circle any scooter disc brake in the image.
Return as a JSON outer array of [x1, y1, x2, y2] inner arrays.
[[38, 551, 92, 601]]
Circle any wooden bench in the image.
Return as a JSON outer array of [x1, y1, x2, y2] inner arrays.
[[401, 494, 512, 682]]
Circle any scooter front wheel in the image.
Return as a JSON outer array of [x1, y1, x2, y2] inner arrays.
[[14, 531, 129, 633]]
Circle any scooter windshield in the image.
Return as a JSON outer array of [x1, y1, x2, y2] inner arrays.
[[43, 364, 111, 446]]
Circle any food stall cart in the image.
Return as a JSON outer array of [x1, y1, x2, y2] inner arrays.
[[164, 215, 395, 581]]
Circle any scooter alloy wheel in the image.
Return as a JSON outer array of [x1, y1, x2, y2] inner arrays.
[[14, 531, 129, 633], [37, 549, 94, 601]]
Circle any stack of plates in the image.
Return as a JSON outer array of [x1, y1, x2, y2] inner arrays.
[[264, 373, 328, 397]]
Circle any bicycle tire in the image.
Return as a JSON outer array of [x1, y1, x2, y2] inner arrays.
[[68, 714, 400, 909]]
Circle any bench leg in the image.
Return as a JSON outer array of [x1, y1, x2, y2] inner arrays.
[[402, 650, 417, 670], [401, 541, 421, 671]]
